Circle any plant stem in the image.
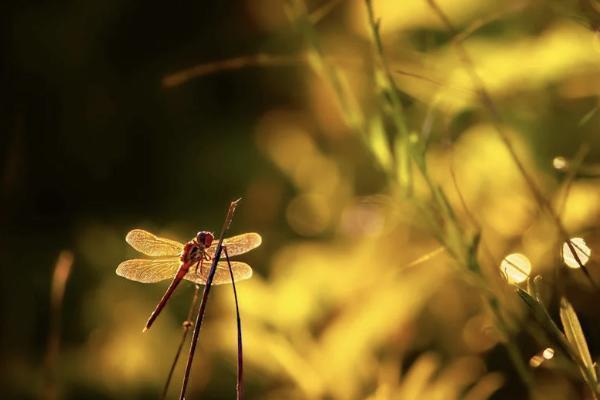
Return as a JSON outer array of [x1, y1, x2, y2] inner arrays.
[[161, 284, 201, 400], [163, 54, 303, 88], [365, 0, 412, 192], [179, 199, 241, 400], [224, 246, 244, 400]]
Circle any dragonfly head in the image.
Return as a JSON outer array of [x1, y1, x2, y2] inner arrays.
[[196, 231, 214, 248]]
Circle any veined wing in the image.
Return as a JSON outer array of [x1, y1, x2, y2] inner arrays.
[[184, 261, 253, 285], [206, 232, 262, 258], [125, 229, 184, 257], [116, 258, 180, 283]]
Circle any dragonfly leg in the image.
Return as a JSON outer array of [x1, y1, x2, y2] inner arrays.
[[195, 252, 211, 275]]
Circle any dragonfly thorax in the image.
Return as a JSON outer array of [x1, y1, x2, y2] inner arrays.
[[180, 242, 207, 264]]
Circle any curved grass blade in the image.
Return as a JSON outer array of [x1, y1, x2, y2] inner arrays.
[[559, 297, 598, 384], [224, 245, 244, 400]]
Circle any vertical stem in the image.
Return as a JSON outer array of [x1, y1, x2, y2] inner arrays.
[[365, 0, 412, 193], [160, 284, 201, 400], [179, 199, 241, 400]]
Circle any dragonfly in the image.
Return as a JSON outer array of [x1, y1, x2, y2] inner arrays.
[[116, 228, 262, 332]]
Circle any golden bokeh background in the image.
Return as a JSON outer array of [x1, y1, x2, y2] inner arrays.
[[2, 0, 599, 399]]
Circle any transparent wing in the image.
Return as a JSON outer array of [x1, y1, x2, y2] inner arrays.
[[116, 258, 181, 283], [125, 229, 184, 257], [184, 261, 253, 285], [206, 232, 262, 258]]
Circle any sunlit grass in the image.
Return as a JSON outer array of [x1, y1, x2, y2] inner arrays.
[[41, 0, 600, 399], [202, 0, 599, 398]]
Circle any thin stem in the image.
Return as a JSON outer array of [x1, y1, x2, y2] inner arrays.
[[224, 246, 244, 400], [160, 284, 201, 400], [162, 54, 304, 88], [451, 1, 527, 44], [365, 0, 412, 192], [179, 199, 241, 400], [44, 250, 74, 400], [308, 0, 343, 23]]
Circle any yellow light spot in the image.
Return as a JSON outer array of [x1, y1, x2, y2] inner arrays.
[[543, 347, 555, 360], [530, 347, 555, 368], [561, 237, 591, 269], [500, 253, 531, 284], [552, 156, 568, 170], [529, 354, 544, 368]]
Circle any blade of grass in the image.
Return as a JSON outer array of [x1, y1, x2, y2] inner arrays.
[[162, 54, 304, 88], [578, 105, 598, 127], [517, 288, 599, 398], [452, 1, 527, 44], [365, 0, 412, 193], [160, 284, 201, 400], [179, 198, 241, 400], [224, 246, 244, 400], [560, 297, 598, 385]]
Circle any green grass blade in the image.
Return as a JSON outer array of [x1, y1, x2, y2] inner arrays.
[[559, 297, 598, 383]]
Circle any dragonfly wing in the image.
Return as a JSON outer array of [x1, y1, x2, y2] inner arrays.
[[116, 258, 181, 283], [125, 229, 184, 257], [184, 261, 253, 285], [207, 232, 262, 258]]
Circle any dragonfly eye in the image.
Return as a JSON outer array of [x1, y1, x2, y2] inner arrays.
[[196, 231, 214, 248]]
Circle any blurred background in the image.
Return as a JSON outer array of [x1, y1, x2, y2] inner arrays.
[[1, 0, 599, 399]]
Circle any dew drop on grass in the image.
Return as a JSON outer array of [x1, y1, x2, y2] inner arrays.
[[552, 156, 568, 171], [500, 253, 531, 284], [542, 347, 555, 360], [561, 237, 591, 269]]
